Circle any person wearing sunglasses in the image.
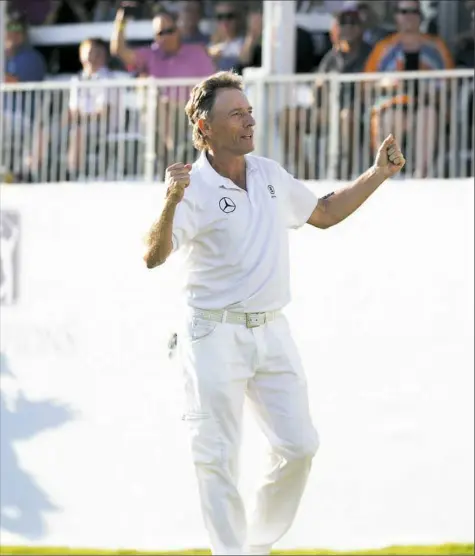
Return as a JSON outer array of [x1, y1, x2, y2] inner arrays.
[[208, 2, 245, 72], [364, 0, 454, 178], [111, 6, 215, 171], [110, 5, 214, 79]]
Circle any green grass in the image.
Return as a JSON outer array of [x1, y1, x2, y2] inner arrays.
[[0, 545, 473, 555]]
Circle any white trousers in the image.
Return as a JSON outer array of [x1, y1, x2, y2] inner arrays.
[[179, 312, 320, 555]]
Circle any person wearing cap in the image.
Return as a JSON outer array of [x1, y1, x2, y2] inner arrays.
[[5, 11, 47, 83], [314, 3, 373, 179]]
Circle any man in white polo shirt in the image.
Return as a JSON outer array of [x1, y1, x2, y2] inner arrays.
[[143, 71, 405, 555]]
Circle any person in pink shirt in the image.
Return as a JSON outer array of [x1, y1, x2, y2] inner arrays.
[[110, 6, 215, 170]]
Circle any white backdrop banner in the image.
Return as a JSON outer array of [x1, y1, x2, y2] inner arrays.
[[0, 180, 474, 552]]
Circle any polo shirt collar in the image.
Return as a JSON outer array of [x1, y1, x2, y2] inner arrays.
[[195, 150, 257, 190]]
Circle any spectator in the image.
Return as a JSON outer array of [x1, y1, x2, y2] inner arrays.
[[66, 38, 119, 178], [237, 6, 317, 74], [364, 0, 454, 177], [110, 7, 215, 172], [5, 11, 47, 83], [316, 3, 373, 177], [355, 1, 390, 47], [208, 1, 245, 72], [29, 38, 122, 181], [317, 4, 372, 73], [177, 0, 210, 45], [278, 3, 372, 179], [3, 10, 46, 180], [110, 7, 214, 78]]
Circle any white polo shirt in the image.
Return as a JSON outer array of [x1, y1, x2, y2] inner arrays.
[[171, 152, 318, 312]]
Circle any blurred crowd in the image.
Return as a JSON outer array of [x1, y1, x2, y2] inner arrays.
[[3, 0, 475, 182]]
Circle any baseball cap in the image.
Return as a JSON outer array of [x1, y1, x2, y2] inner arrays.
[[335, 1, 362, 23], [7, 11, 28, 32]]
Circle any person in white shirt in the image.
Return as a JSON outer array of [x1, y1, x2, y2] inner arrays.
[[143, 71, 405, 556], [67, 38, 119, 178]]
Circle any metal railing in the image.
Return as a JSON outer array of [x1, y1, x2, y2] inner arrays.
[[1, 69, 473, 183]]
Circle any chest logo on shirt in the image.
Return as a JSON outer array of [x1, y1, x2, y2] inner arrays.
[[219, 197, 236, 214], [268, 185, 276, 198]]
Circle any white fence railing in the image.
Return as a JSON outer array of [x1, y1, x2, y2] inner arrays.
[[1, 69, 473, 183]]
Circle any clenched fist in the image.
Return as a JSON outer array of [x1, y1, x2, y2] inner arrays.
[[374, 134, 406, 178], [165, 163, 192, 204]]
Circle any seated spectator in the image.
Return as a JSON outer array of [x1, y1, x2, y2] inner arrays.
[[316, 3, 373, 177], [110, 7, 215, 172], [208, 1, 245, 72], [355, 1, 390, 47], [5, 11, 46, 83], [29, 38, 123, 181], [177, 0, 210, 45], [364, 0, 454, 177], [2, 11, 47, 181], [237, 6, 317, 74], [278, 3, 372, 179]]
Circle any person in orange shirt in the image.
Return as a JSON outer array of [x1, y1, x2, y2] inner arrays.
[[364, 0, 454, 177]]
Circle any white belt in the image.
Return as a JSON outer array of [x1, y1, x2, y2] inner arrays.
[[192, 308, 280, 329]]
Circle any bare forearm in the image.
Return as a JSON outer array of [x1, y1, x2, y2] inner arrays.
[[143, 199, 178, 269], [239, 36, 258, 65], [318, 166, 387, 227], [110, 24, 134, 65]]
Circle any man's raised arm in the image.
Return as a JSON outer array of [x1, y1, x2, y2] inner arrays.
[[143, 163, 192, 269], [308, 134, 405, 230]]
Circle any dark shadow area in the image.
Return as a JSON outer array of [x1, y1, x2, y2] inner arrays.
[[0, 352, 76, 539]]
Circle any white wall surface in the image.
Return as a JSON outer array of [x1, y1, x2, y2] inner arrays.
[[0, 179, 473, 551]]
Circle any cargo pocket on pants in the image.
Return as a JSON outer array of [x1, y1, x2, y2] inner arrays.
[[182, 412, 224, 466]]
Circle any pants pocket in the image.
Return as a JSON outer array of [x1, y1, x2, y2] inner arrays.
[[189, 316, 219, 342], [182, 412, 224, 466]]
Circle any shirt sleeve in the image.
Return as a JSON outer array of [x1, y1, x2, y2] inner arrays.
[[277, 165, 318, 229], [10, 49, 46, 82], [171, 193, 198, 251]]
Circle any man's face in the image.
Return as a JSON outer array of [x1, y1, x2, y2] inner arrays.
[[338, 11, 363, 43], [153, 14, 180, 51], [178, 1, 201, 32], [395, 0, 422, 33], [80, 42, 104, 68], [205, 88, 255, 155], [215, 3, 239, 38], [6, 26, 25, 52]]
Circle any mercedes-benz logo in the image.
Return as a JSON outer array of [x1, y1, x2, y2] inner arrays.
[[219, 197, 236, 213]]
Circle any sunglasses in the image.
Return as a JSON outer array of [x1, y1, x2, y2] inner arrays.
[[216, 12, 236, 21], [397, 8, 421, 15], [156, 27, 177, 37]]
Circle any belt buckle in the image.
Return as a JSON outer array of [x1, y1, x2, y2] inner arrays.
[[246, 312, 262, 328]]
